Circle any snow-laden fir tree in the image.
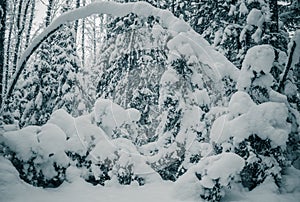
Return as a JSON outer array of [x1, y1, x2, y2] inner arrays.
[[211, 44, 298, 190], [11, 1, 82, 126]]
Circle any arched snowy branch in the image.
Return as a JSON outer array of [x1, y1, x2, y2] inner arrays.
[[5, 1, 237, 102]]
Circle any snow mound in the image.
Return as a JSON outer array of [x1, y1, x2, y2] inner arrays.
[[237, 45, 275, 91], [174, 152, 245, 201], [160, 68, 179, 87], [228, 91, 255, 119], [211, 100, 291, 147], [205, 153, 245, 185], [2, 126, 41, 161], [38, 123, 67, 156], [247, 8, 263, 27], [94, 98, 141, 137], [48, 109, 77, 139], [242, 45, 275, 74]]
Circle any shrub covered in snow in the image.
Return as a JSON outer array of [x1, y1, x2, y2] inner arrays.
[[93, 98, 142, 144], [86, 137, 161, 186], [148, 57, 215, 181], [174, 152, 245, 201], [1, 103, 160, 187], [211, 90, 291, 190], [1, 124, 69, 187]]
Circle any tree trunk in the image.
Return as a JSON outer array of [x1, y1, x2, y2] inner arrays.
[[12, 0, 31, 74], [4, 1, 16, 97], [92, 15, 97, 66], [270, 0, 279, 33], [81, 0, 86, 67], [277, 41, 297, 93], [45, 0, 54, 27], [0, 0, 7, 108], [11, 0, 24, 75], [25, 0, 35, 49], [74, 0, 81, 41]]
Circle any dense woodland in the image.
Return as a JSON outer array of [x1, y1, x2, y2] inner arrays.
[[0, 0, 300, 201]]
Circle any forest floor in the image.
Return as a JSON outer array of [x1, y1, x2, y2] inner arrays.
[[1, 157, 299, 202]]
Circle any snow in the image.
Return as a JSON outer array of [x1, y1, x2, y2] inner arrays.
[[48, 109, 76, 139], [228, 91, 255, 119], [93, 98, 141, 138], [247, 8, 263, 27], [191, 89, 210, 107], [89, 138, 117, 162], [1, 147, 300, 202], [2, 1, 300, 202], [38, 123, 66, 155], [2, 126, 41, 161], [237, 45, 275, 91], [242, 45, 275, 74], [7, 0, 239, 103], [239, 2, 249, 15], [228, 5, 236, 16], [205, 153, 245, 185], [174, 152, 245, 200], [251, 27, 262, 43], [160, 68, 180, 87], [211, 100, 291, 147], [125, 108, 141, 123]]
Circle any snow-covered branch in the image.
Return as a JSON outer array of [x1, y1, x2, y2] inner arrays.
[[5, 1, 235, 102]]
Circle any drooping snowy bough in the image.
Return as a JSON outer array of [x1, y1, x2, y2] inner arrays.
[[5, 1, 238, 102]]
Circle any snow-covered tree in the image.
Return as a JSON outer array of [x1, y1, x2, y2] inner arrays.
[[11, 1, 82, 126], [175, 152, 245, 201], [211, 45, 295, 190], [95, 12, 168, 142]]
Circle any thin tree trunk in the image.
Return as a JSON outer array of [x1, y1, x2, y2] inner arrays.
[[4, 1, 16, 96], [270, 0, 278, 33], [12, 0, 31, 74], [74, 0, 80, 42], [92, 15, 96, 66], [11, 0, 24, 74], [81, 0, 86, 67], [45, 0, 54, 27], [0, 0, 7, 108], [25, 0, 35, 49], [277, 41, 297, 93]]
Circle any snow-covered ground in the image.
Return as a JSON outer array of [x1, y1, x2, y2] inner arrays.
[[1, 157, 299, 202]]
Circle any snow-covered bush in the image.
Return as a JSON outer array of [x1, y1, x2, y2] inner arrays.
[[211, 91, 291, 190], [237, 45, 282, 104], [93, 98, 143, 144], [147, 57, 213, 181], [1, 124, 69, 187], [174, 152, 245, 201], [48, 109, 105, 169], [86, 137, 161, 186]]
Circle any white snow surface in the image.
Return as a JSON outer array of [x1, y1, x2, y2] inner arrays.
[[211, 96, 291, 147], [237, 45, 275, 91], [228, 91, 255, 119], [1, 156, 299, 202], [247, 8, 264, 27], [174, 152, 245, 200], [242, 44, 275, 74], [2, 126, 41, 161], [93, 98, 141, 138]]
